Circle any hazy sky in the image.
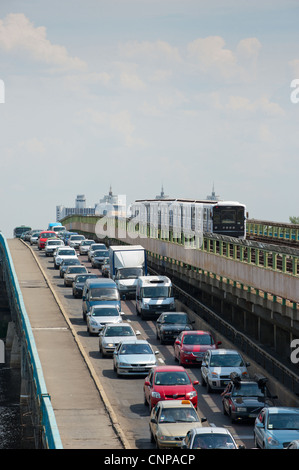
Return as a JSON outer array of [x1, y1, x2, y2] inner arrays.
[[1, 0, 299, 237]]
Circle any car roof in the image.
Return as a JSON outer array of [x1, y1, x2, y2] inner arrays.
[[153, 365, 186, 372], [267, 407, 299, 414], [157, 400, 195, 409], [190, 427, 232, 435], [209, 349, 240, 355], [181, 330, 211, 335], [118, 339, 149, 345], [91, 304, 120, 309]]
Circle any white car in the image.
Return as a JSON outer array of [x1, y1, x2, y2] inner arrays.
[[113, 339, 159, 376], [68, 234, 86, 249], [181, 426, 242, 449], [79, 239, 94, 255], [64, 265, 89, 286], [44, 238, 64, 256], [53, 246, 78, 269], [86, 304, 124, 335], [201, 349, 250, 392], [98, 323, 140, 357], [30, 231, 42, 245]]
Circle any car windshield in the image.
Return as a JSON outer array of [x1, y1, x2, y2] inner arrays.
[[76, 275, 98, 283], [119, 343, 152, 355], [183, 334, 213, 345], [42, 233, 56, 238], [90, 287, 120, 301], [141, 286, 172, 298], [71, 236, 85, 240], [91, 244, 106, 250], [92, 308, 119, 317], [82, 241, 93, 246], [154, 371, 191, 386], [94, 250, 109, 257], [192, 433, 236, 449], [232, 383, 264, 397], [159, 407, 199, 424], [47, 240, 61, 246], [58, 250, 75, 256], [117, 268, 143, 279], [209, 354, 244, 367], [267, 413, 299, 430], [67, 267, 86, 273], [105, 326, 134, 337], [162, 314, 187, 324], [62, 260, 80, 266]]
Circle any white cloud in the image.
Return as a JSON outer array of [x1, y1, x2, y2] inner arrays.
[[0, 13, 86, 70], [119, 40, 181, 64]]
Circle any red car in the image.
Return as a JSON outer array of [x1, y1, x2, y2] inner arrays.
[[174, 330, 221, 366], [37, 231, 57, 250], [143, 365, 199, 410]]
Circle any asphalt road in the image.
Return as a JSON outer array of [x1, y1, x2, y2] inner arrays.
[[32, 242, 255, 449]]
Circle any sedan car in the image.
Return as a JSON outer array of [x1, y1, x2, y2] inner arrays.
[[98, 323, 140, 357], [174, 330, 221, 366], [59, 258, 81, 278], [88, 243, 107, 261], [253, 407, 299, 449], [30, 231, 42, 245], [201, 349, 250, 393], [155, 312, 194, 344], [54, 247, 78, 269], [144, 365, 199, 411], [64, 265, 89, 286], [113, 339, 159, 376], [86, 304, 124, 335], [149, 400, 207, 449], [181, 426, 243, 449], [79, 239, 94, 255], [68, 234, 86, 249], [91, 249, 109, 268], [72, 273, 100, 298], [222, 373, 277, 423], [44, 238, 64, 256]]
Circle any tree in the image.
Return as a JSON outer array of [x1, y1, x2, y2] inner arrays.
[[289, 216, 299, 224]]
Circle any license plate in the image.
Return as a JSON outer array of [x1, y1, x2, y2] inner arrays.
[[196, 357, 202, 362], [249, 414, 257, 418], [223, 381, 229, 385]]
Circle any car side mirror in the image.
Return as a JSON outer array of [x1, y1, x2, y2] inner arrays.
[[193, 380, 199, 385], [216, 341, 222, 346], [255, 421, 264, 428], [246, 362, 250, 367], [82, 295, 86, 301], [201, 417, 207, 423], [175, 340, 180, 345], [144, 381, 150, 386], [150, 418, 157, 424]]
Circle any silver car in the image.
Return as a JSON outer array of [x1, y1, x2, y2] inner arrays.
[[64, 265, 89, 286], [86, 304, 124, 335], [79, 239, 94, 255], [113, 339, 159, 376], [201, 349, 250, 392], [98, 323, 140, 357]]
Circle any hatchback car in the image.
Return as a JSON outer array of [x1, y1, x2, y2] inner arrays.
[[201, 349, 250, 392], [64, 265, 89, 286], [181, 426, 242, 449], [174, 330, 221, 366], [98, 323, 140, 357], [86, 304, 124, 335], [54, 247, 78, 269], [68, 234, 86, 249], [222, 373, 277, 423], [144, 365, 199, 411], [149, 400, 207, 449], [88, 243, 107, 261], [253, 407, 299, 449], [113, 339, 159, 376], [155, 312, 194, 344], [37, 230, 57, 250]]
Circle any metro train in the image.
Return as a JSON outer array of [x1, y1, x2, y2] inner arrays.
[[131, 198, 247, 240]]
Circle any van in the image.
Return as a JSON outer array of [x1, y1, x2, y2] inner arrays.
[[82, 278, 121, 321], [135, 275, 176, 320]]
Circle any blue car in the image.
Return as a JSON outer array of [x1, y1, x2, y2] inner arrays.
[[254, 407, 299, 449]]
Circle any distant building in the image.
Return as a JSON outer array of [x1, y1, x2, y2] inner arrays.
[[95, 186, 126, 217], [206, 184, 220, 201], [155, 185, 169, 199], [57, 194, 95, 221]]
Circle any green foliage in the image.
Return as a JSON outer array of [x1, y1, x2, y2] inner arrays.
[[289, 216, 299, 224]]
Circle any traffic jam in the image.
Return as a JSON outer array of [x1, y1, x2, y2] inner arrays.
[[23, 226, 299, 450]]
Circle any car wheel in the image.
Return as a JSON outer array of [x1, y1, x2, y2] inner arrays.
[[206, 379, 213, 393], [253, 433, 260, 449], [150, 429, 155, 444], [201, 373, 206, 386], [222, 401, 228, 416], [144, 392, 148, 407]]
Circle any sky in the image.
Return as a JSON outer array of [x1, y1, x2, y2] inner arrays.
[[1, 0, 299, 237]]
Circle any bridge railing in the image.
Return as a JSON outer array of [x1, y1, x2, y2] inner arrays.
[[0, 233, 63, 449]]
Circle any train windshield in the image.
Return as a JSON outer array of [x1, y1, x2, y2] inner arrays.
[[213, 207, 244, 224]]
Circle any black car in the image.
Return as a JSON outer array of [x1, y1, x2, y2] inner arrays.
[[72, 273, 100, 298], [59, 258, 81, 278], [155, 311, 194, 344], [222, 373, 277, 423]]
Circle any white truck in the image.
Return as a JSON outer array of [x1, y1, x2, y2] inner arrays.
[[109, 245, 147, 299], [135, 275, 176, 320]]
